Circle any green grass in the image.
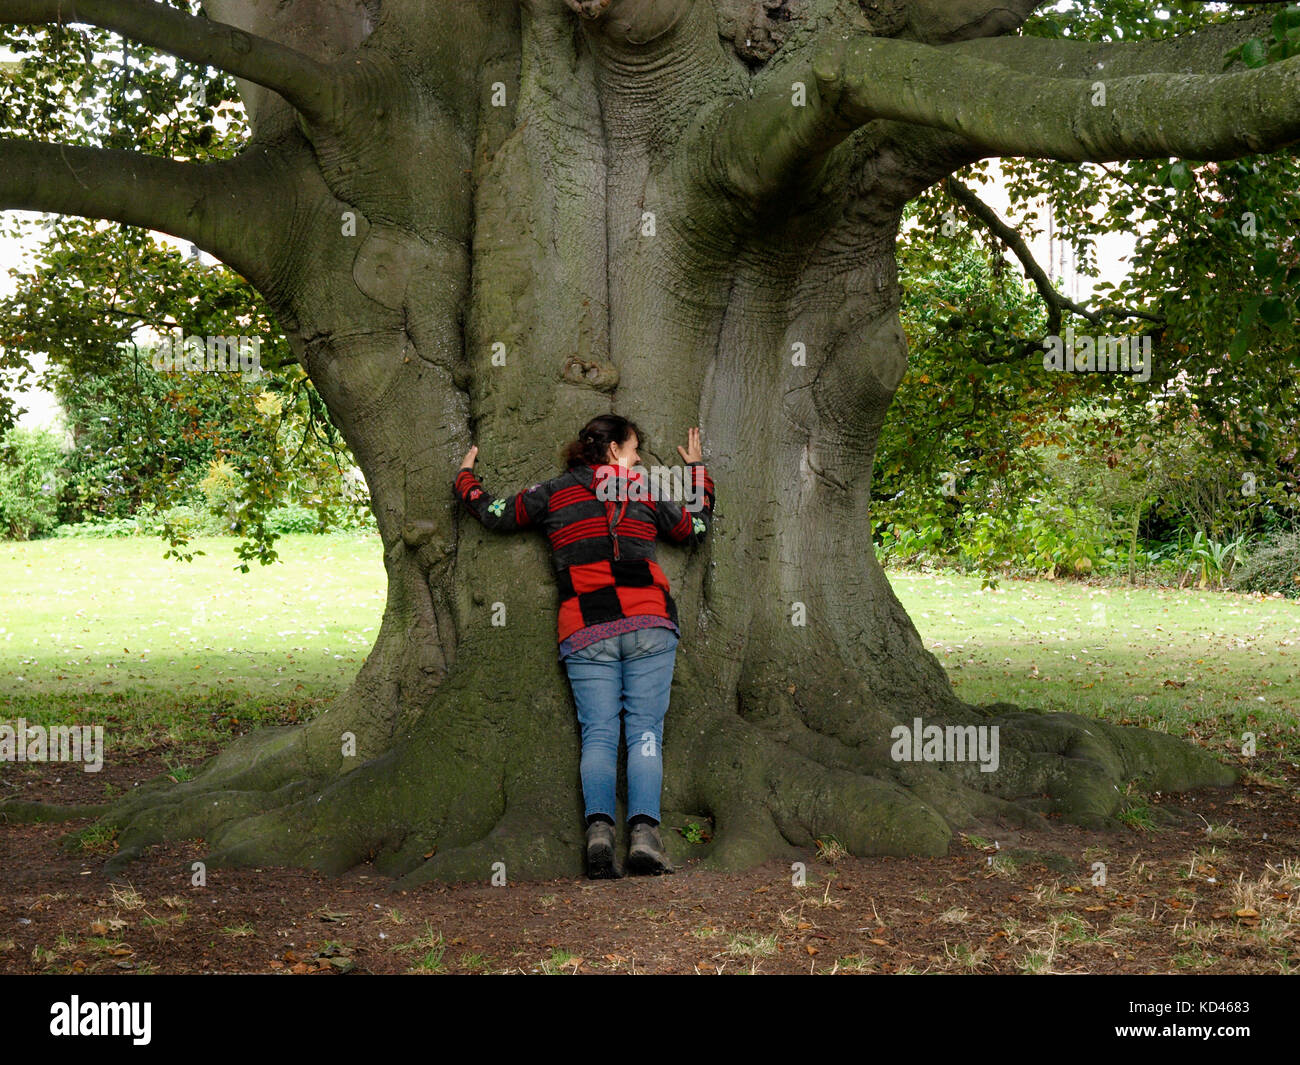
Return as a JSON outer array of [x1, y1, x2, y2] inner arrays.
[[0, 532, 384, 750], [395, 922, 447, 972], [1117, 802, 1157, 832], [2, 541, 1297, 775], [890, 570, 1300, 758]]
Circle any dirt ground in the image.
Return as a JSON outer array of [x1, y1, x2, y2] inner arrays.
[[2, 744, 1297, 975]]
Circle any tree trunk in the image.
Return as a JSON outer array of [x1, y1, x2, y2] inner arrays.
[[1, 0, 1244, 884]]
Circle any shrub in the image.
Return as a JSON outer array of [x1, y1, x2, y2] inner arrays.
[[1233, 528, 1300, 597], [199, 459, 242, 532], [52, 516, 139, 538], [0, 427, 66, 540], [268, 504, 321, 534]]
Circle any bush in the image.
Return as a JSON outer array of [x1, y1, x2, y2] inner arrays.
[[52, 516, 139, 538], [1233, 528, 1300, 596], [51, 503, 370, 539], [155, 504, 206, 537], [956, 500, 1113, 579], [0, 427, 66, 540], [199, 459, 242, 530], [268, 504, 321, 534]]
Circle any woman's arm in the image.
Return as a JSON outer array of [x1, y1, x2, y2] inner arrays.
[[452, 446, 549, 532], [654, 428, 715, 546]]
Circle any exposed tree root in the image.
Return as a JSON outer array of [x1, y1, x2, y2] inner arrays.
[[1, 658, 1237, 885]]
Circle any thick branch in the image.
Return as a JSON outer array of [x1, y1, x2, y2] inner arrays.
[[0, 139, 275, 279], [812, 32, 1300, 164], [945, 178, 1162, 335], [708, 51, 856, 210], [711, 10, 1294, 212], [0, 0, 336, 124], [951, 12, 1276, 79], [904, 0, 1048, 45]]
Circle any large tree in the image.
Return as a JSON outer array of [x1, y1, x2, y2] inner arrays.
[[3, 0, 1294, 884]]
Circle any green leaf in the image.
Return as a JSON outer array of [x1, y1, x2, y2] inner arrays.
[[1255, 247, 1280, 281], [1242, 37, 1270, 68], [1258, 298, 1289, 328], [1274, 7, 1300, 41]]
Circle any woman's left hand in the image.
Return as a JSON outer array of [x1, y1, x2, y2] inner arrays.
[[460, 445, 478, 470], [677, 427, 703, 465]]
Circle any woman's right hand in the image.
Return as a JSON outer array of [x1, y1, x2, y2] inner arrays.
[[460, 445, 478, 470]]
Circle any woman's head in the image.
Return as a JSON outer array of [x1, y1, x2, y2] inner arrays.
[[563, 414, 643, 469]]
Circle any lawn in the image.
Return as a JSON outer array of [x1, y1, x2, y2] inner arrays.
[[892, 571, 1300, 764], [0, 533, 386, 757], [2, 538, 1297, 764]]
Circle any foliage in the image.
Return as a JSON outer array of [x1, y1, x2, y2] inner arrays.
[[0, 426, 65, 539], [0, 7, 370, 559], [0, 221, 371, 555], [51, 503, 346, 539], [887, 83, 1300, 582], [199, 459, 242, 531], [1233, 527, 1300, 596]]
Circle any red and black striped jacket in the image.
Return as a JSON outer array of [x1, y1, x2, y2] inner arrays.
[[452, 461, 715, 658]]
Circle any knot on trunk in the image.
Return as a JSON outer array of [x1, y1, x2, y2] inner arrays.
[[562, 355, 620, 391]]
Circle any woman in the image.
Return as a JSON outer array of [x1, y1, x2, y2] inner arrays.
[[452, 415, 714, 879]]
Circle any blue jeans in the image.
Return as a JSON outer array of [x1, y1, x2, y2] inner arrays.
[[562, 626, 679, 823]]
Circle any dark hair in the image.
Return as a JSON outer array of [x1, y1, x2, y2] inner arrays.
[[563, 414, 643, 469]]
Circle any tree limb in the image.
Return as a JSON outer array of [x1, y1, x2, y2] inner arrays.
[[0, 138, 277, 280], [945, 177, 1163, 336], [950, 11, 1276, 79], [903, 0, 1050, 45], [810, 31, 1300, 164], [709, 7, 1300, 212], [0, 0, 336, 124]]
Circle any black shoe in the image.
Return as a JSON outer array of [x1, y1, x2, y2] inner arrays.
[[627, 822, 675, 875], [585, 820, 622, 879]]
